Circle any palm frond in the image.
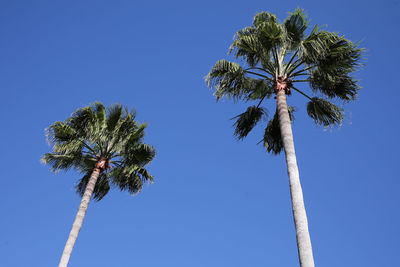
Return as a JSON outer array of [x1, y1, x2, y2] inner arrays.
[[124, 143, 156, 166], [68, 106, 98, 142], [232, 106, 267, 140], [298, 26, 330, 65], [310, 69, 360, 100], [93, 102, 106, 128], [41, 153, 82, 172], [317, 34, 363, 72], [109, 165, 153, 195], [46, 122, 77, 144], [106, 104, 124, 133], [307, 97, 344, 126], [106, 109, 138, 154], [256, 20, 286, 50], [229, 27, 263, 67], [253, 11, 277, 26], [76, 172, 110, 201], [206, 60, 248, 100], [245, 78, 274, 101], [284, 8, 309, 50], [263, 107, 295, 154]]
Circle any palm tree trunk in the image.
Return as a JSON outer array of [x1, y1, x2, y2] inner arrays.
[[58, 167, 101, 267], [276, 89, 315, 267]]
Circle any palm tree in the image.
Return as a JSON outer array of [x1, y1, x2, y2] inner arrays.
[[42, 102, 156, 267], [206, 9, 363, 267]]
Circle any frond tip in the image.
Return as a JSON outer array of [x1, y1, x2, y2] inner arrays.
[[307, 97, 344, 127]]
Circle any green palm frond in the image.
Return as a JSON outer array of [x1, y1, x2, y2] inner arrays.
[[206, 60, 248, 100], [76, 172, 110, 201], [93, 102, 106, 129], [41, 154, 80, 172], [317, 34, 363, 72], [68, 106, 99, 142], [124, 143, 156, 166], [298, 26, 330, 65], [307, 97, 344, 126], [284, 8, 309, 50], [110, 123, 147, 156], [106, 104, 124, 133], [246, 78, 274, 100], [310, 69, 360, 100], [230, 27, 262, 67], [299, 29, 363, 74], [263, 107, 295, 154], [253, 11, 277, 26], [233, 106, 267, 140], [109, 165, 153, 195], [257, 20, 286, 50], [46, 122, 78, 144]]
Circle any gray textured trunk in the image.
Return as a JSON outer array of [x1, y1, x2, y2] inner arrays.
[[276, 89, 315, 267], [58, 168, 100, 267]]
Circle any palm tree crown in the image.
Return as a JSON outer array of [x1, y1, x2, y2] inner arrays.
[[42, 102, 156, 200], [206, 8, 363, 152]]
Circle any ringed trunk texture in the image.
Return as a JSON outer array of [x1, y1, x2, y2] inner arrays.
[[276, 89, 315, 267], [58, 167, 101, 267]]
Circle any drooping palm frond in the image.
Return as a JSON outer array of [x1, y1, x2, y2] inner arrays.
[[232, 106, 267, 140], [121, 143, 156, 168], [262, 107, 295, 154], [42, 102, 156, 201], [76, 172, 110, 201], [307, 97, 343, 126], [310, 68, 360, 100], [316, 34, 363, 72], [109, 165, 153, 195]]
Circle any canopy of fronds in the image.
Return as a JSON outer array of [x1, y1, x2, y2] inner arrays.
[[206, 8, 363, 154], [42, 102, 156, 201]]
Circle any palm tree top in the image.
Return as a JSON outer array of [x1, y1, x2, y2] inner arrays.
[[42, 102, 156, 201], [206, 8, 363, 153]]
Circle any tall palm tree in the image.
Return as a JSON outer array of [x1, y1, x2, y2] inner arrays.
[[206, 9, 363, 267], [42, 102, 156, 267]]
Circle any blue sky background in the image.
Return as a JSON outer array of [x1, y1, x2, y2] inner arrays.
[[1, 0, 399, 266]]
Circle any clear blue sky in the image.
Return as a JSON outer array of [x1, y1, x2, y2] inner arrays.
[[1, 1, 399, 266]]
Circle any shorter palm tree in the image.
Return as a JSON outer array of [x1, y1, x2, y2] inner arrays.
[[42, 102, 156, 267]]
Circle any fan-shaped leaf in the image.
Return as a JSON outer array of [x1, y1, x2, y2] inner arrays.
[[233, 106, 267, 139], [307, 97, 343, 126], [206, 60, 248, 100], [76, 172, 110, 201], [310, 69, 360, 100], [253, 11, 277, 27], [284, 8, 309, 50], [263, 107, 295, 154]]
